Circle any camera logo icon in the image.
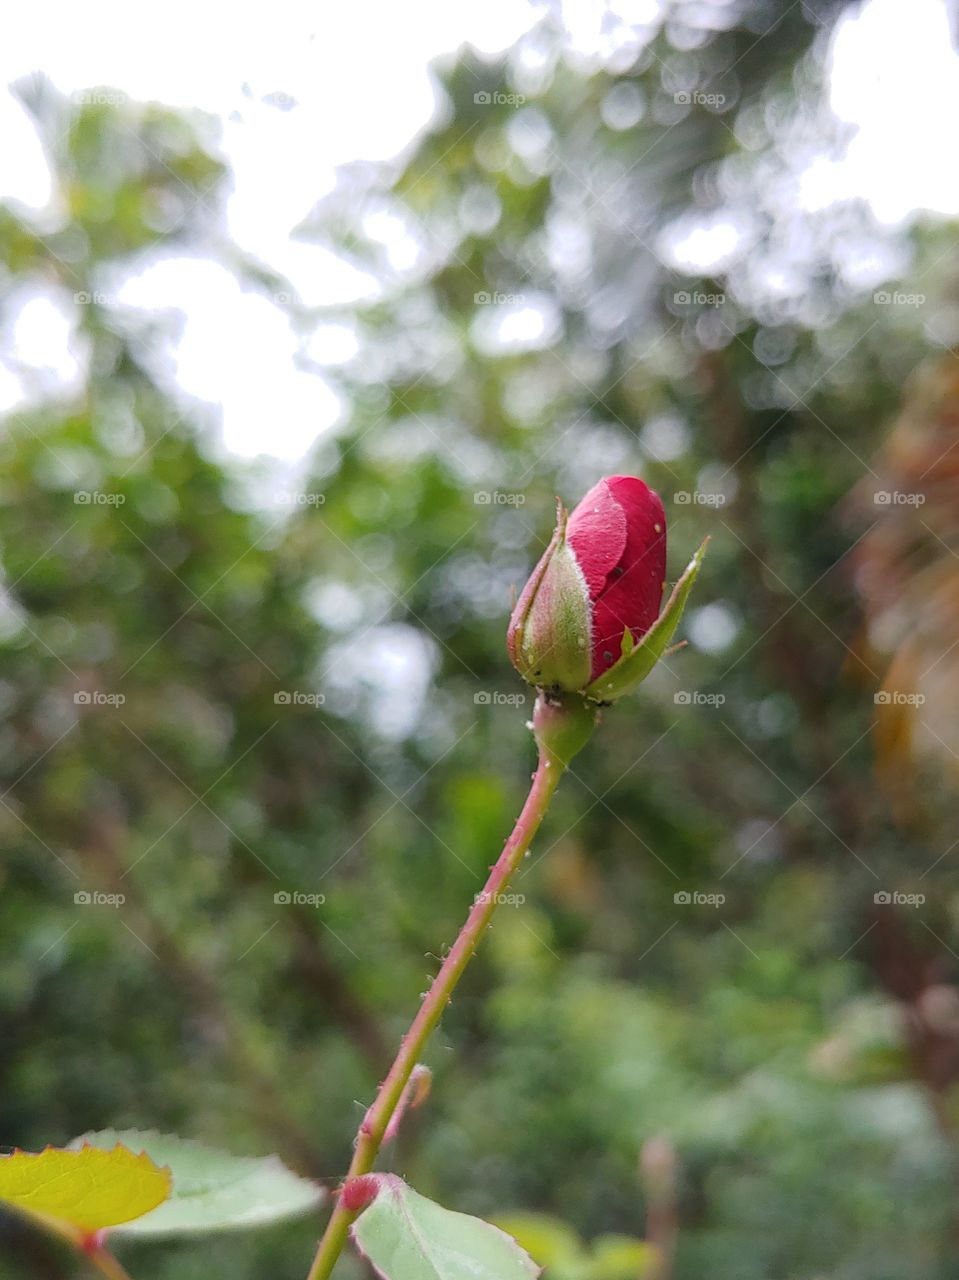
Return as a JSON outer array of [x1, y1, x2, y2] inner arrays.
[[474, 691, 492, 705], [473, 291, 491, 305], [674, 491, 691, 504], [474, 491, 492, 504], [274, 691, 292, 705], [673, 891, 691, 904], [474, 91, 491, 105], [74, 891, 92, 904], [673, 91, 691, 105], [74, 491, 92, 504], [74, 691, 91, 705], [874, 891, 892, 904], [873, 291, 891, 305], [274, 891, 292, 905], [673, 691, 692, 705]]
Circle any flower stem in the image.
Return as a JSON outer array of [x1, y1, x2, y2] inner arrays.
[[86, 1246, 135, 1280], [305, 720, 574, 1280]]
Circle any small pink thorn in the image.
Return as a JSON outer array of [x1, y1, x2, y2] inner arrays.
[[341, 1174, 379, 1213]]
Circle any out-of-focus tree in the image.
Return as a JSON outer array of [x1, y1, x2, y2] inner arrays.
[[3, 3, 959, 1278]]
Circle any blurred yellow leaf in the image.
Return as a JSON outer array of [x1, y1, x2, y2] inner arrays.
[[492, 1212, 585, 1270], [854, 354, 959, 807], [0, 1143, 171, 1240], [591, 1234, 657, 1279]]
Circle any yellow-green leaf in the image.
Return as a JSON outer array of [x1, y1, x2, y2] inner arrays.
[[0, 1144, 171, 1240], [492, 1212, 586, 1270], [72, 1130, 323, 1236]]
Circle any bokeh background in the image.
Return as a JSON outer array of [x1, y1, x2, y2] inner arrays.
[[4, 1, 959, 1276]]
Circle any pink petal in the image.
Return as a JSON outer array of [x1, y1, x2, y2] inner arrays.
[[586, 476, 667, 679], [566, 478, 628, 598]]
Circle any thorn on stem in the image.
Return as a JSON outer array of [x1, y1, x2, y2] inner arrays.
[[341, 1174, 379, 1213]]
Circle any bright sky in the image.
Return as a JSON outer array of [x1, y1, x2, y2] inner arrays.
[[0, 0, 957, 460]]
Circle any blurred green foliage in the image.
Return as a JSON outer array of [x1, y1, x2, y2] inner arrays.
[[3, 5, 959, 1279]]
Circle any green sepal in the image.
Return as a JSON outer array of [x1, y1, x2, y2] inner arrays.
[[532, 692, 599, 770], [583, 537, 709, 703], [510, 503, 592, 692]]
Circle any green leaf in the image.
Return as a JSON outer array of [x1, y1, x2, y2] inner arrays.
[[352, 1176, 540, 1280], [0, 1143, 171, 1241], [584, 537, 709, 703], [70, 1130, 323, 1236]]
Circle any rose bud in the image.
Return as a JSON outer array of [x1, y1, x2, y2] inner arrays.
[[508, 475, 707, 703], [567, 475, 667, 683]]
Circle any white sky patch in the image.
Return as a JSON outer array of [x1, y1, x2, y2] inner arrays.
[[0, 0, 956, 459], [827, 0, 959, 224], [0, 92, 53, 209], [305, 323, 361, 368], [471, 294, 563, 356], [660, 215, 750, 274], [688, 602, 740, 655], [640, 415, 690, 463], [114, 256, 342, 458], [0, 362, 25, 413], [2, 284, 85, 400], [325, 623, 439, 740]]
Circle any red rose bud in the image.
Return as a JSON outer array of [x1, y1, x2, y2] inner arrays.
[[510, 477, 708, 704], [508, 476, 667, 693], [567, 475, 667, 682]]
